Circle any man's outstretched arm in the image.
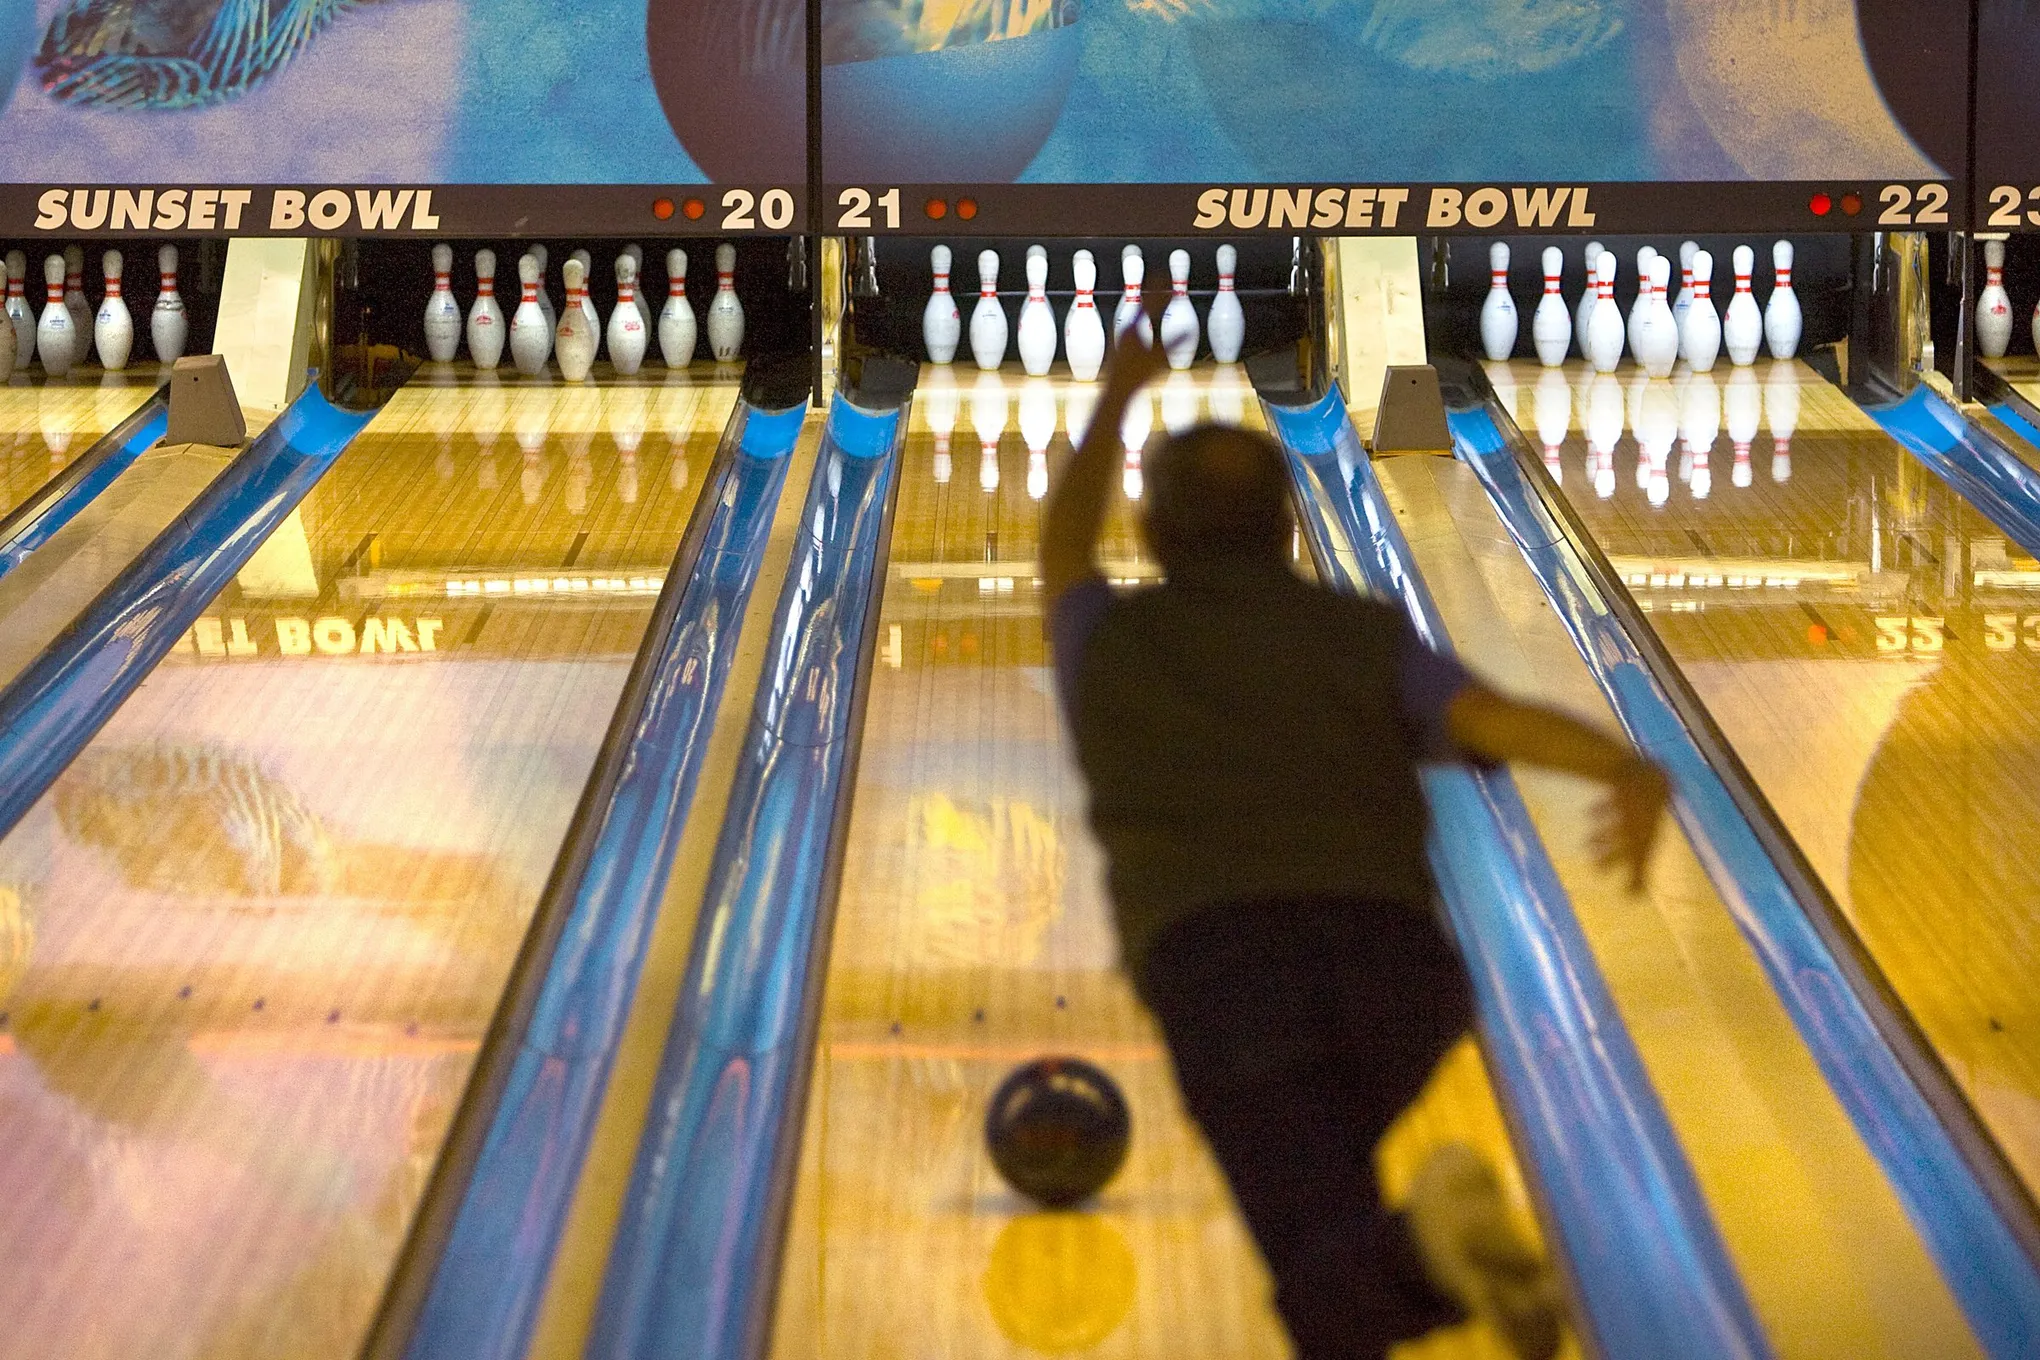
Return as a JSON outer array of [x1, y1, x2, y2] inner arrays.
[[1040, 302, 1168, 604], [1446, 685, 1671, 892]]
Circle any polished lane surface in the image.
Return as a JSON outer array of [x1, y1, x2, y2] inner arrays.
[[0, 372, 162, 519], [766, 365, 1549, 1360], [1492, 355, 2040, 1215], [0, 366, 736, 1360]]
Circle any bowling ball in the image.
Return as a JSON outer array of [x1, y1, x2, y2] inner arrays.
[[985, 1056, 1130, 1209]]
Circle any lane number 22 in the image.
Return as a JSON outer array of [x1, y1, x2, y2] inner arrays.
[[1878, 184, 1951, 226]]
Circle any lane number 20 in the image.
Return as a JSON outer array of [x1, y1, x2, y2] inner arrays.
[[722, 189, 797, 231], [1877, 184, 1951, 226]]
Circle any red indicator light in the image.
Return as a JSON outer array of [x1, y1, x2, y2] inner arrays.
[[1809, 192, 1832, 216], [1840, 192, 1863, 215], [957, 197, 979, 220], [652, 198, 675, 221], [682, 198, 707, 221], [925, 198, 948, 220]]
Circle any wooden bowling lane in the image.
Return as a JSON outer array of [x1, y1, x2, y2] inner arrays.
[[1495, 353, 2040, 1285], [766, 364, 1546, 1360], [0, 372, 163, 519], [1983, 355, 2040, 417], [0, 370, 737, 1360]]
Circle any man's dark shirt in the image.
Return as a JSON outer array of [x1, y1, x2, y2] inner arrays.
[[1051, 560, 1473, 977]]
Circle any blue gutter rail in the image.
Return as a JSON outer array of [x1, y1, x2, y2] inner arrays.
[[0, 386, 169, 582], [1265, 389, 1767, 1360], [588, 395, 904, 1360], [1857, 382, 2040, 559], [0, 382, 375, 840], [398, 402, 807, 1360], [1447, 398, 2040, 1359]]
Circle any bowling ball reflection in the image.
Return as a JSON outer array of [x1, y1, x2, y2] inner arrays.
[[983, 1212, 1137, 1353], [986, 1056, 1130, 1209]]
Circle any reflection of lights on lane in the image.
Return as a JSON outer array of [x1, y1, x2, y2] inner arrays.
[[441, 574, 663, 597]]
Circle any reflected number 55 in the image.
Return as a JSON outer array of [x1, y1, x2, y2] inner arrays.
[[722, 189, 796, 231], [838, 188, 902, 230]]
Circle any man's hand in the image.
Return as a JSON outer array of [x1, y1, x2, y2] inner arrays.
[[1588, 756, 1670, 894]]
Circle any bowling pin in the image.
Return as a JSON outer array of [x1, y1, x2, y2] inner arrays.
[[1584, 253, 1624, 374], [37, 255, 77, 378], [1723, 245, 1762, 366], [423, 243, 462, 363], [623, 244, 652, 332], [1115, 246, 1153, 344], [707, 243, 745, 362], [1672, 241, 1698, 331], [971, 370, 1007, 492], [1207, 243, 1245, 364], [923, 244, 961, 364], [1977, 239, 2013, 359], [1064, 249, 1106, 382], [1160, 248, 1200, 369], [1634, 256, 1679, 379], [1681, 251, 1721, 373], [1017, 245, 1057, 376], [1574, 240, 1603, 358], [62, 244, 89, 339], [969, 249, 1007, 371], [1531, 247, 1570, 368], [1764, 241, 1802, 361], [94, 249, 132, 372], [1725, 367, 1760, 488], [570, 248, 599, 336], [468, 248, 506, 370], [1625, 246, 1657, 360], [151, 245, 186, 364], [1476, 241, 1517, 362], [510, 252, 552, 377], [660, 248, 697, 368], [6, 252, 33, 367], [0, 284, 12, 382], [555, 257, 597, 382], [530, 244, 556, 331], [607, 253, 649, 375], [1765, 360, 1799, 482]]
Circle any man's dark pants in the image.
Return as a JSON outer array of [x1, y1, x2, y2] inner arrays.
[[1139, 897, 1477, 1359]]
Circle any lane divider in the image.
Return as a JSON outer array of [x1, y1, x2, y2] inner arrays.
[[1265, 388, 1768, 1360], [362, 401, 809, 1360], [1856, 381, 2040, 558], [586, 395, 906, 1360], [1447, 385, 2040, 1360], [0, 380, 378, 842], [0, 385, 169, 582]]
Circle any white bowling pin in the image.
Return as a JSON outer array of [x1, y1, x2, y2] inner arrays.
[[707, 243, 745, 362], [94, 249, 132, 372], [1725, 367, 1760, 488], [923, 244, 961, 364], [1018, 245, 1057, 376], [1672, 241, 1698, 331], [1625, 246, 1657, 360], [969, 249, 1007, 371], [555, 257, 597, 382], [1160, 249, 1200, 369], [1723, 245, 1763, 366], [1974, 239, 2012, 359], [1478, 241, 1517, 362], [0, 288, 13, 382], [62, 244, 88, 339], [422, 243, 463, 363], [1574, 240, 1603, 358], [151, 245, 186, 364], [1765, 360, 1799, 482], [530, 244, 556, 332], [468, 249, 506, 370], [570, 248, 599, 337], [1635, 256, 1679, 379], [1531, 247, 1569, 368], [37, 255, 76, 378], [1064, 249, 1106, 382], [608, 254, 649, 375], [1681, 251, 1721, 373], [6, 252, 33, 368], [623, 244, 652, 333], [1764, 241, 1802, 361], [510, 252, 552, 377], [660, 248, 697, 368], [1115, 246, 1153, 344], [1207, 243, 1245, 364], [1585, 253, 1624, 374], [971, 369, 1007, 492]]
